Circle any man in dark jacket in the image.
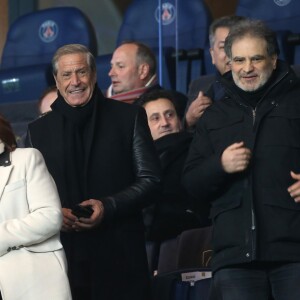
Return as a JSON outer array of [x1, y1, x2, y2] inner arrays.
[[183, 19, 300, 300], [136, 90, 210, 274], [185, 15, 246, 131], [137, 90, 209, 242], [26, 44, 161, 300]]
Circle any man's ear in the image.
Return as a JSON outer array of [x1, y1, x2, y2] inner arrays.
[[272, 55, 278, 70], [209, 48, 215, 65], [139, 64, 150, 80]]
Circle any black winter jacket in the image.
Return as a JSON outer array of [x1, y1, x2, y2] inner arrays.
[[183, 60, 300, 272]]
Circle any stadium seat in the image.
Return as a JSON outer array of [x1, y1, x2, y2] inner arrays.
[[117, 0, 211, 50], [0, 6, 98, 103], [116, 0, 212, 93], [235, 0, 300, 64]]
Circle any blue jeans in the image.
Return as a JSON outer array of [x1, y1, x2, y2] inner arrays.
[[212, 262, 300, 300]]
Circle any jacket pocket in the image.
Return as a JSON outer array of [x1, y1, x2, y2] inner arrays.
[[210, 196, 243, 252], [261, 107, 300, 147], [262, 188, 300, 243]]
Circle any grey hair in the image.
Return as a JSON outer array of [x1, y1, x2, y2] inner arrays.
[[209, 15, 247, 48], [52, 44, 96, 77], [224, 19, 279, 59]]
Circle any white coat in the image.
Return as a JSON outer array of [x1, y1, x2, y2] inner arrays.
[[0, 148, 72, 300]]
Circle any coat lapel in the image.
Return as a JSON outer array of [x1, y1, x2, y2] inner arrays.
[[0, 165, 13, 199]]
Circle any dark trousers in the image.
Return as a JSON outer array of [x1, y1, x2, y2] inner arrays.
[[212, 262, 300, 300]]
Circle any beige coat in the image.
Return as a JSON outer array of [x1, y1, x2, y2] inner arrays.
[[0, 148, 72, 300]]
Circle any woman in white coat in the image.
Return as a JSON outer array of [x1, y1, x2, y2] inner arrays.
[[0, 114, 72, 300]]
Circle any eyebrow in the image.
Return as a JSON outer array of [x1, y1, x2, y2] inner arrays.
[[233, 54, 266, 61], [149, 112, 159, 118]]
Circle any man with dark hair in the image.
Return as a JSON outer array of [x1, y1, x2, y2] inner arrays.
[[183, 19, 300, 299], [185, 15, 246, 130], [26, 43, 161, 300], [137, 90, 209, 257]]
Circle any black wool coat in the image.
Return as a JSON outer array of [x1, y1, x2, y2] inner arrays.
[[26, 88, 161, 300]]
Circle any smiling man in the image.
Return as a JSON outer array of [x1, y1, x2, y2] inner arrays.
[[183, 20, 300, 300], [25, 44, 161, 300]]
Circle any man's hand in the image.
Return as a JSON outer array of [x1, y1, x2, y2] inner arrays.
[[288, 171, 300, 202], [185, 91, 212, 128], [72, 199, 104, 231], [61, 208, 77, 232], [221, 142, 251, 173]]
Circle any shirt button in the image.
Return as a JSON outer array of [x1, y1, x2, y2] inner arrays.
[[246, 253, 250, 257]]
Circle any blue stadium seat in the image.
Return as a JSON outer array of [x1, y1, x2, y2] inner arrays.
[[116, 0, 212, 93], [0, 6, 98, 103], [1, 6, 97, 69], [117, 0, 211, 51], [96, 54, 112, 92], [235, 0, 300, 64]]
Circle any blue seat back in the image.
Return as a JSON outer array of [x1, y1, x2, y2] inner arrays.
[[117, 0, 212, 92], [0, 6, 97, 104], [117, 0, 211, 51], [1, 6, 98, 69], [96, 54, 112, 92]]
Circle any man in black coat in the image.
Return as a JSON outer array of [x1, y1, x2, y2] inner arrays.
[[183, 19, 300, 300], [26, 44, 161, 300], [136, 90, 210, 272]]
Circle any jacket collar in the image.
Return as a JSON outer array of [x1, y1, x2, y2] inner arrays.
[[0, 151, 12, 199], [0, 150, 11, 167], [221, 60, 297, 104]]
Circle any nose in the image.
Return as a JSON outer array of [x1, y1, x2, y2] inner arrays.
[[160, 116, 170, 127], [108, 66, 115, 77], [70, 72, 80, 85], [243, 59, 254, 73]]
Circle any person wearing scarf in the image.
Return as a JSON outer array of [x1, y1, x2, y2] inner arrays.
[[107, 41, 188, 117], [26, 44, 161, 300]]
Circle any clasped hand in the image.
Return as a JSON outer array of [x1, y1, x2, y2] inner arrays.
[[221, 141, 251, 173], [61, 199, 104, 232]]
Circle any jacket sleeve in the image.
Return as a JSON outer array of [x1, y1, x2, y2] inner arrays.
[[101, 107, 162, 220], [182, 118, 230, 207], [0, 149, 62, 256]]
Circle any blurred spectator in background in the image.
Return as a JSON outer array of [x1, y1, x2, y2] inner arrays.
[[107, 41, 187, 118], [185, 15, 247, 130], [38, 85, 58, 116]]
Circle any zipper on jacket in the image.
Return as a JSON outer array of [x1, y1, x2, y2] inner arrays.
[[251, 209, 255, 230], [252, 108, 257, 126], [251, 208, 256, 259]]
